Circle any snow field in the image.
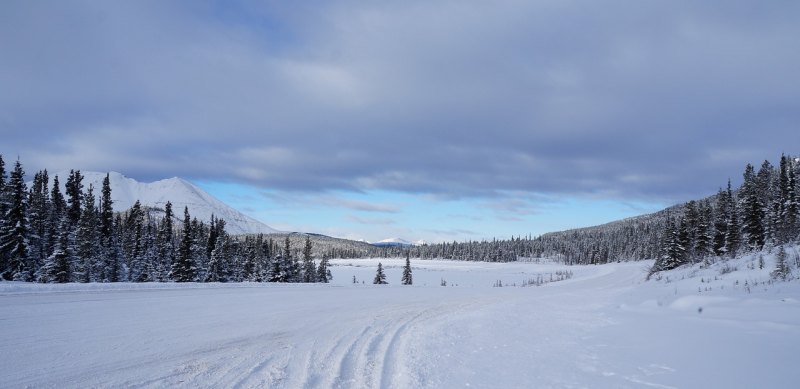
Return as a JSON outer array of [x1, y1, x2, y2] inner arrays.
[[1, 256, 798, 388]]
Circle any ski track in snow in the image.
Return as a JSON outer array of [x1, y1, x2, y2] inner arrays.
[[1, 259, 799, 388]]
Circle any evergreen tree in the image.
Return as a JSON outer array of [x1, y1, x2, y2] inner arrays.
[[0, 156, 5, 277], [651, 218, 684, 274], [124, 200, 145, 282], [170, 207, 197, 282], [694, 200, 714, 259], [205, 234, 227, 282], [741, 163, 766, 250], [726, 180, 742, 258], [302, 236, 316, 283], [27, 170, 50, 270], [98, 173, 121, 282], [65, 170, 84, 227], [756, 160, 776, 242], [401, 251, 413, 285], [38, 219, 72, 283], [0, 160, 30, 280], [713, 187, 730, 256], [75, 185, 99, 282], [155, 201, 175, 281], [48, 175, 66, 257], [771, 245, 790, 281], [316, 255, 331, 283], [683, 201, 699, 259], [373, 262, 388, 284]]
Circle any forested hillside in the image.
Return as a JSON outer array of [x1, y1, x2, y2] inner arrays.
[[356, 154, 800, 267]]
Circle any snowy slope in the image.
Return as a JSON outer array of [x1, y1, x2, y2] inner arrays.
[[372, 237, 414, 247], [1, 257, 798, 388], [372, 238, 427, 247], [48, 171, 278, 235]]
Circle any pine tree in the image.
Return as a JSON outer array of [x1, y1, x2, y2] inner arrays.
[[75, 185, 99, 282], [155, 201, 175, 281], [726, 181, 742, 257], [302, 236, 316, 283], [48, 175, 66, 257], [694, 200, 714, 259], [0, 160, 30, 280], [98, 173, 120, 282], [373, 262, 388, 284], [205, 234, 227, 282], [65, 170, 83, 227], [651, 218, 684, 274], [713, 187, 730, 256], [741, 163, 765, 250], [124, 200, 145, 282], [170, 207, 197, 282], [0, 155, 6, 277], [316, 255, 331, 283], [401, 251, 413, 285], [38, 219, 72, 283], [771, 246, 790, 281], [27, 170, 50, 271]]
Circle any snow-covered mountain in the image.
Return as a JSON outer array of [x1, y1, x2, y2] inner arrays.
[[371, 238, 426, 247], [48, 171, 279, 235]]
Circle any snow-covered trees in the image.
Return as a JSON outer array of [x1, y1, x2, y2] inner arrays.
[[0, 160, 30, 280], [1, 152, 798, 283], [373, 262, 388, 284], [302, 236, 316, 283], [401, 252, 412, 285], [170, 207, 197, 282]]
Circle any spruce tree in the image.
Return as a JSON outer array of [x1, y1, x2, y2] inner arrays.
[[48, 175, 66, 257], [316, 254, 331, 283], [373, 262, 388, 284], [771, 246, 790, 281], [27, 170, 50, 270], [155, 201, 175, 281], [75, 185, 98, 282], [39, 219, 72, 283], [302, 236, 316, 283], [0, 155, 6, 277], [0, 160, 30, 280], [170, 207, 197, 282], [65, 170, 83, 227], [401, 251, 413, 285], [694, 201, 714, 259], [205, 234, 227, 282], [713, 187, 730, 256], [726, 182, 742, 257], [741, 163, 766, 250]]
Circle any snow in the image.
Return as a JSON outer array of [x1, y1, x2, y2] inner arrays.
[[372, 238, 427, 247], [47, 171, 278, 235], [373, 237, 413, 245], [1, 255, 799, 388]]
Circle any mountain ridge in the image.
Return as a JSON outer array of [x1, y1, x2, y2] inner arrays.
[[47, 171, 279, 235]]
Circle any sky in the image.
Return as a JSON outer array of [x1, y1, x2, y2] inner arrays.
[[1, 1, 799, 243]]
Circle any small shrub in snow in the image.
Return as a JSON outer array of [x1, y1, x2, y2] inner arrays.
[[719, 264, 737, 275]]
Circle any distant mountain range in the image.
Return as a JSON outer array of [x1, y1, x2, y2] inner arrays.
[[47, 171, 279, 235], [371, 238, 427, 247]]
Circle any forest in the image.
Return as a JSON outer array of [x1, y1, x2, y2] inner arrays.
[[1, 153, 798, 283]]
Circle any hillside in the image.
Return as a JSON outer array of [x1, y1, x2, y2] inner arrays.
[[48, 171, 278, 235]]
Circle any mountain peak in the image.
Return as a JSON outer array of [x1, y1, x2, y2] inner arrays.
[[46, 171, 278, 235]]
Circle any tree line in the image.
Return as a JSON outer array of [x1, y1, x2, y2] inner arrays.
[[0, 155, 331, 283], [330, 153, 799, 268]]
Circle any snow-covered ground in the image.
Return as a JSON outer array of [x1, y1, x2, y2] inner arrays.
[[1, 254, 799, 388]]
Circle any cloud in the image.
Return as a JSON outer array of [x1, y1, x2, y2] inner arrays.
[[2, 1, 799, 203], [345, 215, 396, 225], [260, 191, 400, 213]]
